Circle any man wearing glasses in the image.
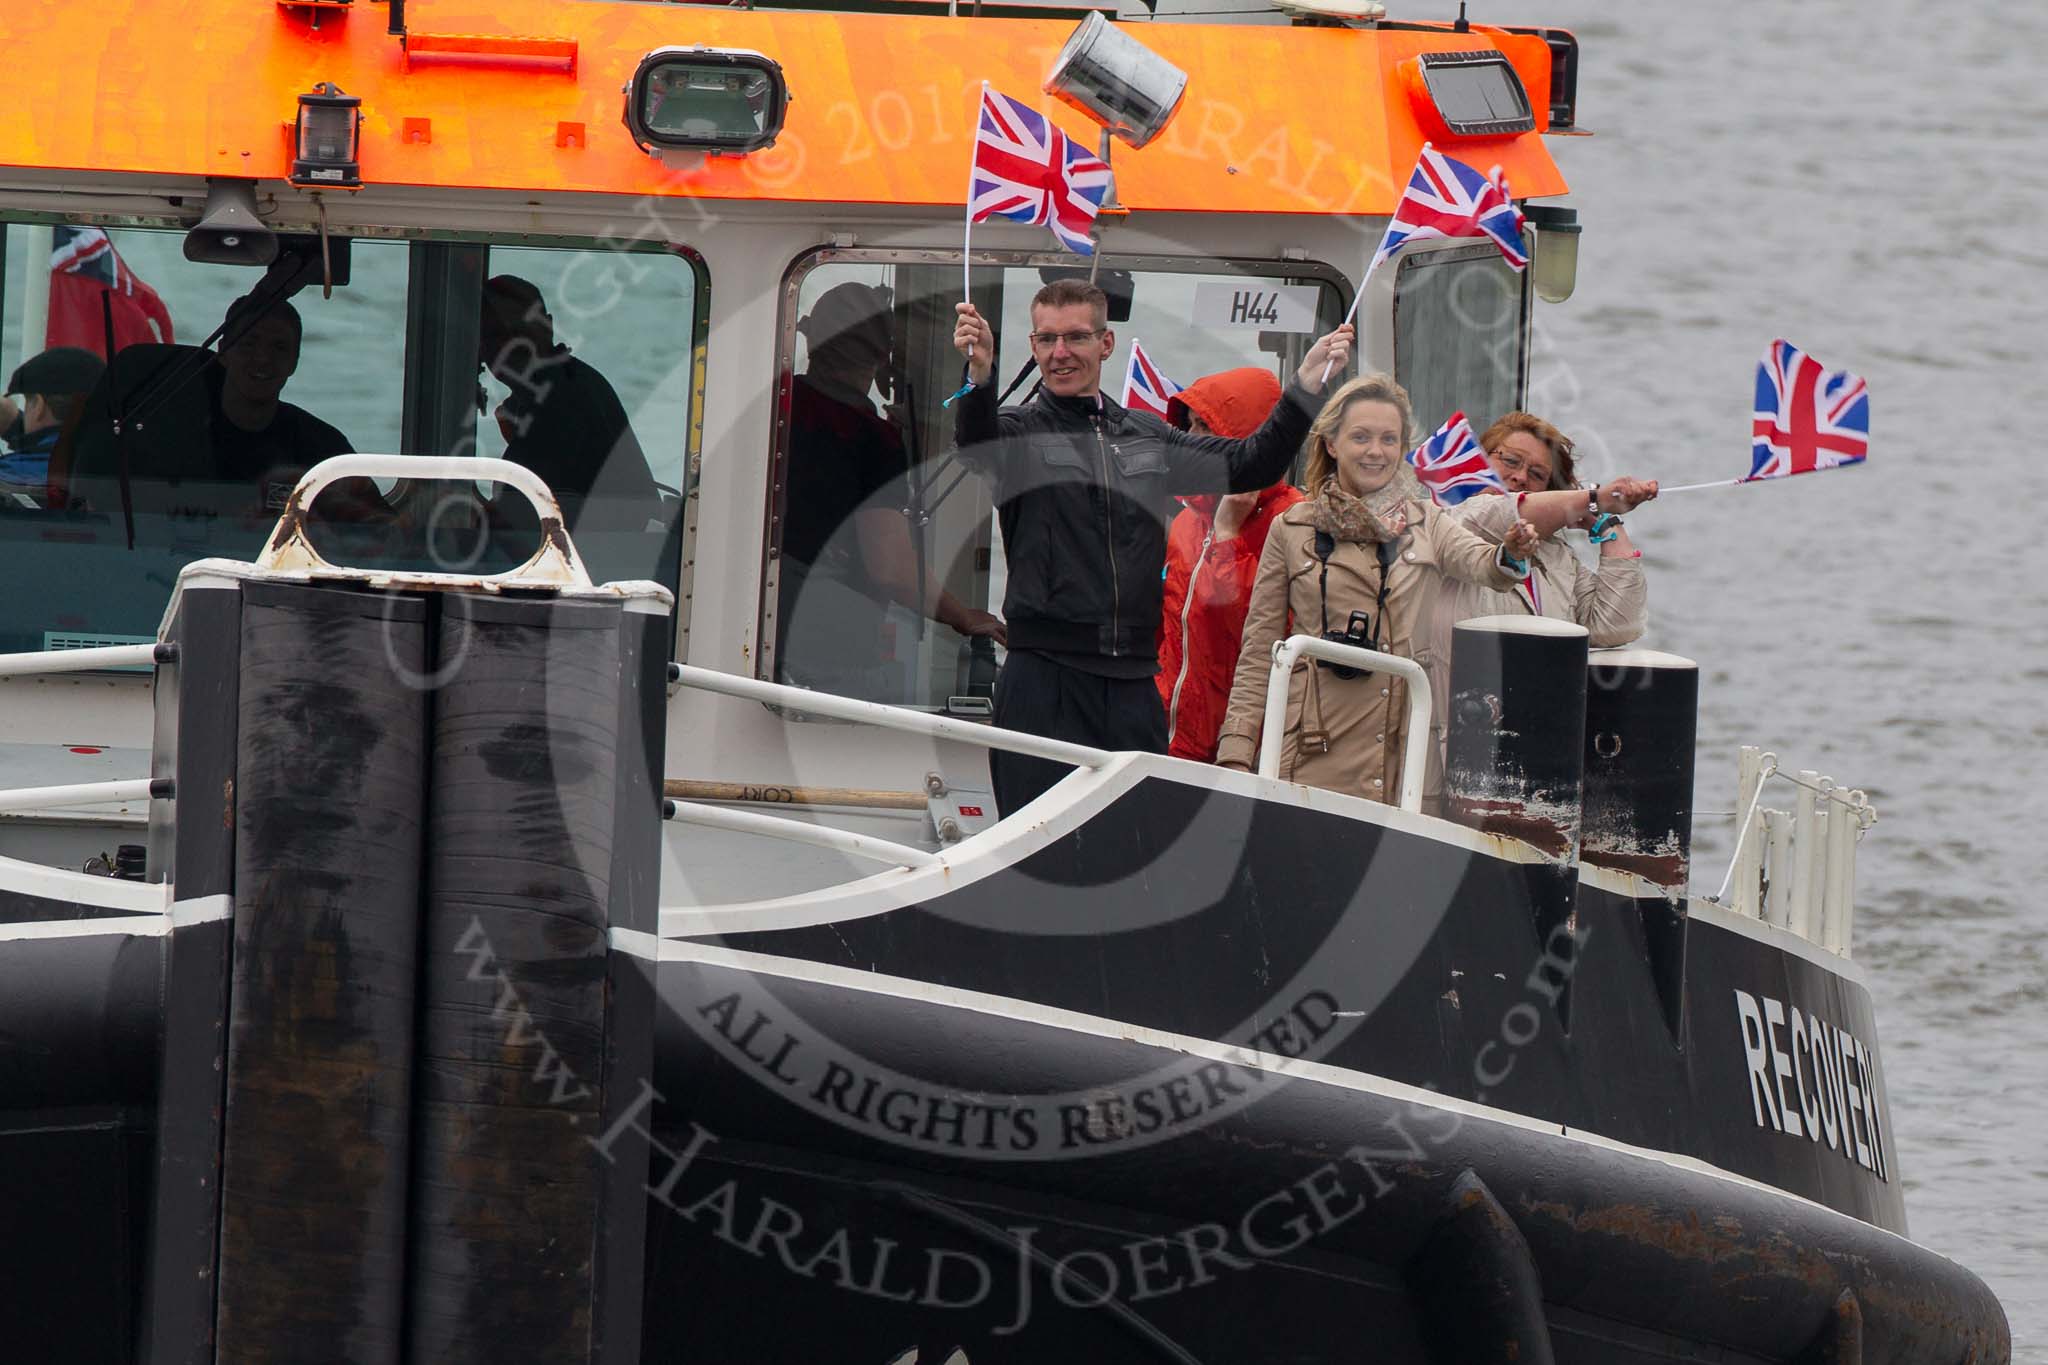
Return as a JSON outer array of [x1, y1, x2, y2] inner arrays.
[[951, 279, 1353, 813]]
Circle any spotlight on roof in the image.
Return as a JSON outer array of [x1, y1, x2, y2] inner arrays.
[[624, 47, 789, 156], [1044, 13, 1187, 150]]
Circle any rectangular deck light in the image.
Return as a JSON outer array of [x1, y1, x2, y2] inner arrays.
[[1412, 50, 1535, 138], [625, 48, 788, 156]]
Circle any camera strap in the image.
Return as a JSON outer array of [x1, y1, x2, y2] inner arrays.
[[1312, 529, 1399, 655]]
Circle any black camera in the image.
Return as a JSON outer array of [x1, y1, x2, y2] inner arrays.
[[1318, 610, 1378, 679]]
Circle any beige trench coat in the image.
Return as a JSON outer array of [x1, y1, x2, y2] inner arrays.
[[1417, 494, 1649, 798], [1215, 496, 1521, 803]]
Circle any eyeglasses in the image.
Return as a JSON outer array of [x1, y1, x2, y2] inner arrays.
[[1028, 329, 1105, 350], [1492, 450, 1551, 481]]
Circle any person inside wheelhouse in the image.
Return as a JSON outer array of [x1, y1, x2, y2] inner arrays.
[[775, 281, 1004, 702], [0, 346, 102, 507], [477, 274, 662, 537], [209, 293, 373, 518]]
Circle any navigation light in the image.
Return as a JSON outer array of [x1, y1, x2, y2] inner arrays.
[[1524, 204, 1579, 304], [625, 48, 789, 157], [291, 83, 363, 187], [1044, 13, 1187, 150]]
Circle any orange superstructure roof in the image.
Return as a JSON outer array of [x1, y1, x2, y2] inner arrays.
[[0, 0, 1567, 215]]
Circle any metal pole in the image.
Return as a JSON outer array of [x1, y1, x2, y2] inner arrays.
[[1788, 770, 1820, 940], [0, 777, 169, 813], [1822, 795, 1859, 955], [663, 800, 941, 869], [1763, 809, 1794, 931], [1732, 747, 1765, 917], [0, 641, 170, 677]]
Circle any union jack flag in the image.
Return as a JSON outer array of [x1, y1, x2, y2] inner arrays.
[[46, 226, 175, 356], [1405, 411, 1507, 506], [1373, 144, 1528, 274], [1750, 339, 1869, 480], [969, 86, 1112, 256], [1120, 338, 1181, 421]]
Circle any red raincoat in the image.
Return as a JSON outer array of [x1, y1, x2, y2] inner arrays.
[[1156, 368, 1304, 762]]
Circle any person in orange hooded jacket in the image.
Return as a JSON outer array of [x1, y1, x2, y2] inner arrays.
[[1156, 367, 1306, 762]]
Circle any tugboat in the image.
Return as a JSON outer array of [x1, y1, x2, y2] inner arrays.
[[0, 0, 2011, 1361]]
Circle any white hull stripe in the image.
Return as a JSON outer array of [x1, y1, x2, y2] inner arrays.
[[610, 926, 663, 961], [659, 749, 1552, 937], [0, 848, 171, 915], [658, 938, 1948, 1263], [0, 912, 166, 941], [170, 894, 232, 928]]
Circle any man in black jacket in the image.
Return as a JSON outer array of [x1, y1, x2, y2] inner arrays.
[[951, 279, 1353, 813]]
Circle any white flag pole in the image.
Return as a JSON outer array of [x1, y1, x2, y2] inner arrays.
[[1320, 142, 1427, 385], [1654, 477, 1752, 494], [961, 82, 987, 351]]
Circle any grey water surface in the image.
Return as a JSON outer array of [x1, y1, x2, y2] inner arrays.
[[1485, 0, 2048, 1353]]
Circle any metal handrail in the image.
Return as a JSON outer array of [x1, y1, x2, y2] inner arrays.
[[669, 663, 1111, 770], [0, 778, 171, 814], [0, 641, 174, 679], [663, 799, 940, 870], [257, 454, 593, 587], [1261, 634, 1433, 813]]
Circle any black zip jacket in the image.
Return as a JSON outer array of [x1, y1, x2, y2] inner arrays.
[[953, 376, 1319, 664]]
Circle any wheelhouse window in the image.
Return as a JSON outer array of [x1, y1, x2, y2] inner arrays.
[[1392, 241, 1529, 439], [0, 222, 699, 657], [765, 250, 1344, 712]]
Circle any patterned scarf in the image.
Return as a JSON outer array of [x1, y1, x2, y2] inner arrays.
[[1302, 466, 1424, 544]]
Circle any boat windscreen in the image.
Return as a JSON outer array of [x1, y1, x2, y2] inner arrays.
[[0, 223, 699, 655]]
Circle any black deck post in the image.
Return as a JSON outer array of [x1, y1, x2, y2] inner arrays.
[[1581, 648, 1698, 889], [139, 576, 243, 1365], [405, 591, 662, 1364], [213, 583, 430, 1363], [1581, 648, 1699, 1040], [1443, 616, 1590, 860]]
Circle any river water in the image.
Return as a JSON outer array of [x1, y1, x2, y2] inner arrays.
[[1483, 0, 2048, 1353]]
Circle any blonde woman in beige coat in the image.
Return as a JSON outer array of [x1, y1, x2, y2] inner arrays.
[[1215, 375, 1536, 803]]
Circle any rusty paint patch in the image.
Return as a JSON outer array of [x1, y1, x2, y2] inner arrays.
[[1582, 846, 1688, 886], [266, 487, 310, 557], [1449, 795, 1574, 859]]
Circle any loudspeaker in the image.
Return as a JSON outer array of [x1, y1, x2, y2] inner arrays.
[[183, 179, 278, 267]]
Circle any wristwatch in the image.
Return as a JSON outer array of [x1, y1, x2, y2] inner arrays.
[[1584, 486, 1603, 523]]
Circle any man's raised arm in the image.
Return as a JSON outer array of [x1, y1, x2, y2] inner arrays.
[[1168, 322, 1355, 495], [950, 303, 1002, 455]]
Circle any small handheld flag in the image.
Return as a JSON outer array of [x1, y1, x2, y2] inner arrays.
[[1325, 142, 1527, 382], [1660, 340, 1872, 494], [1750, 338, 1869, 479], [1405, 411, 1507, 506], [1120, 338, 1181, 422], [968, 86, 1112, 257], [1374, 145, 1528, 274]]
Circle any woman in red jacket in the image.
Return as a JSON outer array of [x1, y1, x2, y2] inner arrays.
[[1156, 367, 1306, 761]]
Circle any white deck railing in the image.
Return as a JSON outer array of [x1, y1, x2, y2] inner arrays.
[[1262, 635, 1433, 813]]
